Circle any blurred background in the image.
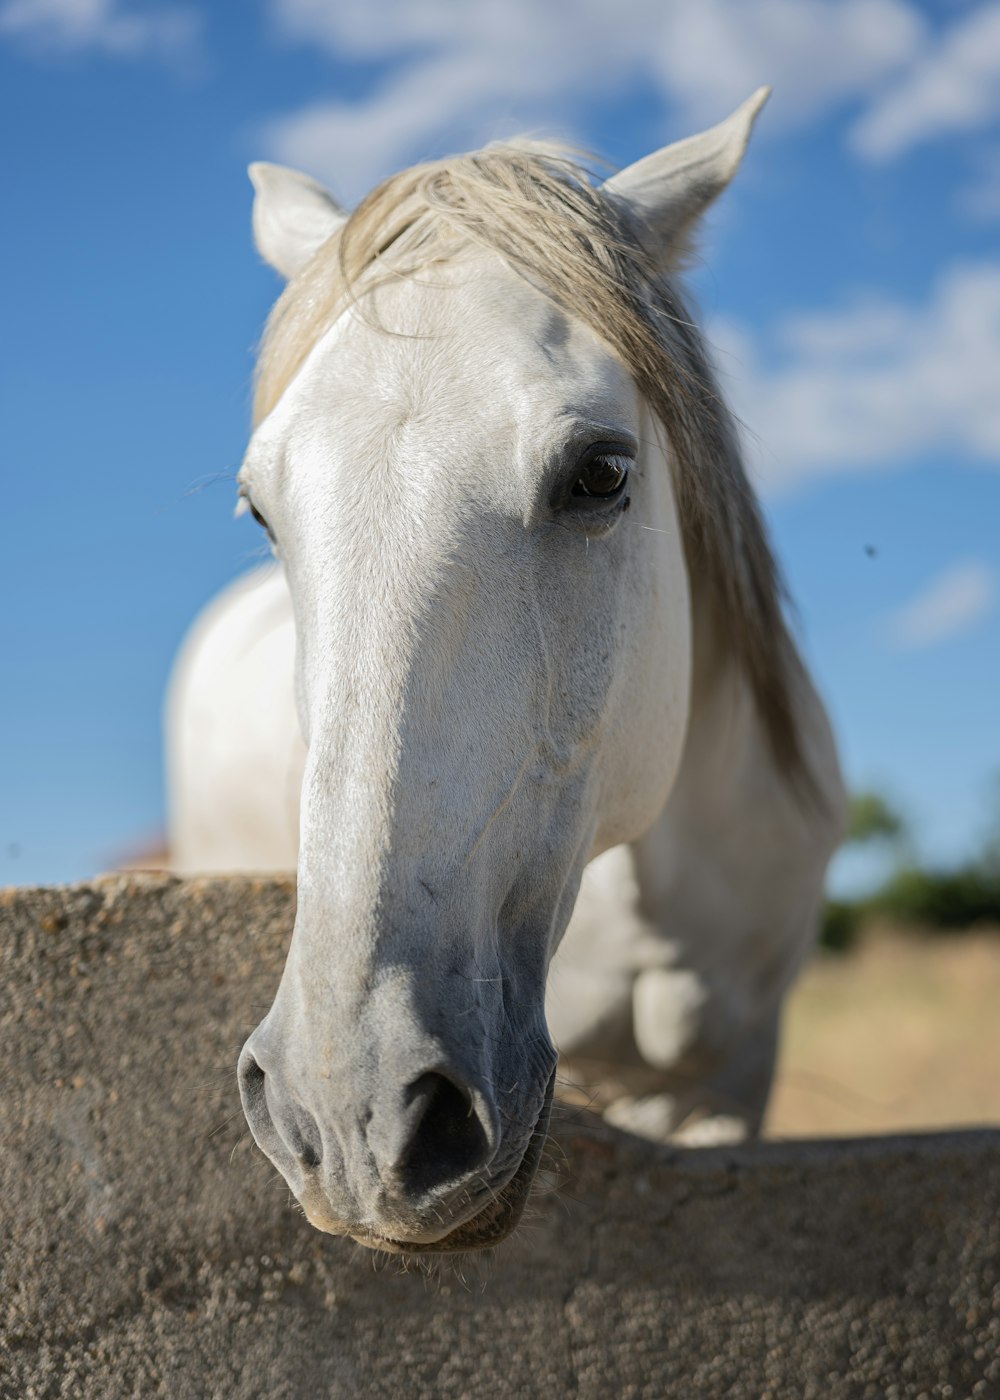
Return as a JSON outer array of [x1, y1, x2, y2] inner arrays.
[[2, 0, 998, 1133]]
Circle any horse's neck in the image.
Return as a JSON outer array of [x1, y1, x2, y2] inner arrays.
[[628, 574, 845, 987], [669, 577, 762, 826], [668, 571, 834, 812]]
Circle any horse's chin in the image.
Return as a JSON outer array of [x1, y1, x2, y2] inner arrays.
[[352, 1069, 555, 1256]]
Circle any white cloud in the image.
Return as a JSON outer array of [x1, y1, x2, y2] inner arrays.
[[258, 0, 1000, 191], [261, 0, 925, 198], [887, 560, 997, 649], [651, 0, 925, 130], [958, 147, 1000, 221], [0, 0, 201, 64], [851, 1, 1000, 160], [710, 262, 1000, 493], [252, 3, 1000, 503]]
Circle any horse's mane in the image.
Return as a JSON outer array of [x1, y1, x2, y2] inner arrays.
[[254, 141, 811, 791]]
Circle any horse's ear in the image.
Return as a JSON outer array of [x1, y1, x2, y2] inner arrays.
[[249, 162, 348, 280], [603, 87, 770, 264]]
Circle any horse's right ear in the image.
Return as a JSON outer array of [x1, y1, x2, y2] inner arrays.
[[603, 87, 770, 266], [249, 162, 348, 281]]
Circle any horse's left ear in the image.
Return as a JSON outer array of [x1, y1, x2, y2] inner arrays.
[[603, 87, 770, 263], [249, 162, 348, 281]]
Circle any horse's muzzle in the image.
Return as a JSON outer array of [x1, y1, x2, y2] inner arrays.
[[237, 1028, 555, 1253]]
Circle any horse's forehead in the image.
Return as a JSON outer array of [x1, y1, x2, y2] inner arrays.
[[287, 259, 633, 448]]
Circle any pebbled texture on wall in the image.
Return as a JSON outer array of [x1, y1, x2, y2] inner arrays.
[[1, 875, 998, 1399]]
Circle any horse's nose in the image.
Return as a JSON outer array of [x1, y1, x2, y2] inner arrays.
[[373, 1069, 498, 1200], [238, 1038, 498, 1207]]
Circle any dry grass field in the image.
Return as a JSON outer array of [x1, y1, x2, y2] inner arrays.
[[767, 926, 1000, 1138]]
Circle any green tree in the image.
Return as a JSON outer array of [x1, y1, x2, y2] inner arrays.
[[820, 791, 909, 952], [846, 792, 906, 846], [977, 771, 1000, 875]]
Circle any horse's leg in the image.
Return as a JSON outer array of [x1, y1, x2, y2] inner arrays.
[[603, 999, 780, 1145], [683, 1003, 779, 1140], [548, 844, 770, 1143], [545, 844, 641, 1067], [549, 836, 787, 1144], [574, 647, 842, 1144]]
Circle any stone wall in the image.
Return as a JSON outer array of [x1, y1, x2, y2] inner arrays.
[[2, 876, 997, 1398]]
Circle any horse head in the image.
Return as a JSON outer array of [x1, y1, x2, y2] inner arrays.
[[237, 91, 780, 1251]]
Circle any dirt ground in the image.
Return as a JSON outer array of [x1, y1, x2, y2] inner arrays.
[[767, 925, 1000, 1138]]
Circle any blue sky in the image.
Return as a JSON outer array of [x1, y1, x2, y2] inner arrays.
[[2, 0, 998, 890]]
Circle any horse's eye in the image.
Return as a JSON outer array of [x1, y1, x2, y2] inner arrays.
[[249, 502, 274, 539], [571, 452, 630, 499]]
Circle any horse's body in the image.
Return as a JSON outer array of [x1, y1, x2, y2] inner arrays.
[[168, 90, 845, 1251]]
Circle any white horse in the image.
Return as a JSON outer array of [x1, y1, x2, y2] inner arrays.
[[167, 89, 845, 1253]]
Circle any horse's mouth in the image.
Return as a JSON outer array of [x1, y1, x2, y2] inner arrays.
[[354, 1068, 556, 1255]]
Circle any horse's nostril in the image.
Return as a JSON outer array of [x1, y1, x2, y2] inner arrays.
[[238, 1048, 266, 1106], [397, 1071, 493, 1198], [293, 1114, 323, 1169], [238, 1046, 323, 1170]]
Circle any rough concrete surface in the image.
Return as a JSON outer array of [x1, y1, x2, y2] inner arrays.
[[1, 875, 998, 1399]]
